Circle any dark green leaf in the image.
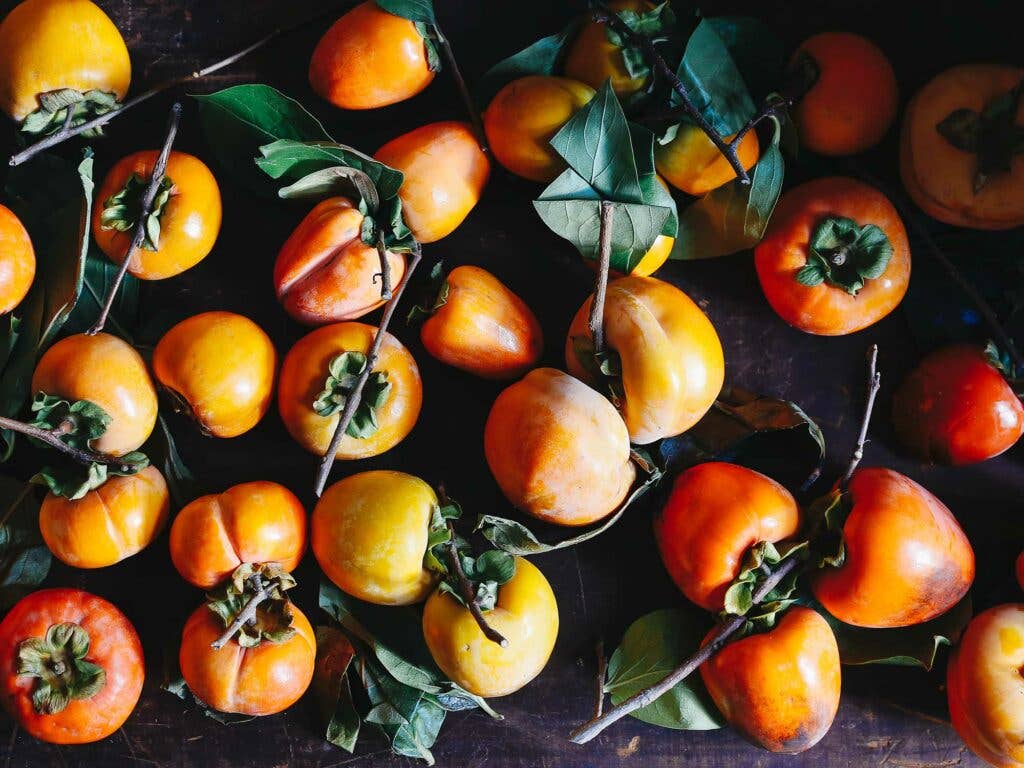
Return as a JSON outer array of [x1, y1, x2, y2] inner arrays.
[[477, 24, 580, 104], [358, 655, 446, 764], [0, 477, 51, 611], [675, 19, 756, 135], [375, 0, 436, 24], [62, 250, 140, 339], [706, 17, 785, 101], [161, 664, 255, 725], [144, 415, 198, 509]]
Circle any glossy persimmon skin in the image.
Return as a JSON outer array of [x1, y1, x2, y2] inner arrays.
[[655, 124, 760, 196], [421, 265, 543, 380], [32, 332, 158, 455], [374, 121, 490, 243], [901, 64, 1024, 230], [278, 322, 422, 460], [484, 368, 635, 526], [0, 204, 34, 315], [179, 601, 315, 716], [948, 604, 1024, 768], [0, 588, 143, 744], [701, 607, 841, 754], [274, 197, 406, 326], [811, 468, 975, 628], [0, 0, 131, 121], [484, 76, 595, 182], [892, 344, 1024, 465], [654, 462, 801, 611], [40, 465, 169, 568], [754, 176, 911, 336], [92, 151, 222, 280], [791, 32, 898, 156], [563, 0, 651, 96], [423, 557, 559, 698], [169, 481, 307, 589], [309, 0, 434, 110], [566, 275, 724, 444], [152, 311, 277, 438]]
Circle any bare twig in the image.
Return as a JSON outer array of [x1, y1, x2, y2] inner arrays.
[[443, 517, 508, 648], [589, 201, 615, 355], [838, 345, 881, 490], [211, 574, 269, 650], [593, 639, 607, 719], [0, 415, 140, 473], [375, 233, 393, 301], [313, 246, 423, 497], [87, 102, 182, 336], [433, 23, 488, 153]]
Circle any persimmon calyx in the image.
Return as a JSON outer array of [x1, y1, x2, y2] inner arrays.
[[722, 539, 807, 632], [29, 393, 110, 450], [99, 171, 174, 251], [207, 563, 298, 648], [406, 262, 449, 324], [805, 488, 852, 570], [936, 81, 1024, 192], [796, 216, 893, 296], [313, 352, 391, 439], [571, 336, 625, 408], [600, 2, 677, 83], [984, 340, 1024, 393], [16, 622, 106, 715], [20, 89, 120, 139]]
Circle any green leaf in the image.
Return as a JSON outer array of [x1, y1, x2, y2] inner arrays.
[[0, 477, 51, 610], [31, 453, 149, 501], [605, 608, 723, 730], [358, 655, 446, 764], [145, 414, 198, 509], [375, 0, 436, 24], [477, 24, 580, 104], [406, 261, 449, 324], [705, 17, 786, 102], [675, 19, 756, 135], [61, 249, 140, 340], [161, 660, 255, 725]]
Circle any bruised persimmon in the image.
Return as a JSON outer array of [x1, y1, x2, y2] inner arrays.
[[0, 203, 34, 315], [655, 123, 760, 196]]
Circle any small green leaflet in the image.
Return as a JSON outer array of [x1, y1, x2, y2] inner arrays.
[[28, 394, 110, 451], [98, 174, 173, 252], [31, 452, 149, 501], [375, 0, 436, 24], [313, 352, 392, 440], [20, 89, 119, 139], [477, 23, 581, 104]]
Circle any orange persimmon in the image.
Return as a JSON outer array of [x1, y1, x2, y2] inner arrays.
[[0, 203, 34, 315]]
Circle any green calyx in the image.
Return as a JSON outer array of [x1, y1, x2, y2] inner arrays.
[[20, 89, 120, 139], [723, 540, 806, 635], [16, 622, 106, 715], [313, 352, 392, 439], [601, 2, 676, 83], [936, 81, 1024, 192], [571, 336, 625, 408], [806, 488, 852, 570], [99, 172, 174, 251], [207, 563, 298, 648], [796, 216, 893, 296], [406, 261, 449, 325]]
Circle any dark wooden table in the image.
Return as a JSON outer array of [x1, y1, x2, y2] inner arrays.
[[2, 0, 1022, 765]]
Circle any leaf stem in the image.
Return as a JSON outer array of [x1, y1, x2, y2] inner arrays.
[[313, 246, 423, 497], [375, 233, 393, 301], [443, 517, 509, 648], [838, 344, 881, 491], [433, 22, 489, 153], [87, 102, 182, 336], [211, 573, 270, 650], [589, 201, 614, 355], [0, 416, 139, 473]]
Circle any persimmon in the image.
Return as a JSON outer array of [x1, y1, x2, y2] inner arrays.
[[701, 607, 841, 754], [811, 468, 974, 628], [0, 203, 34, 315], [755, 177, 911, 336], [901, 64, 1024, 229], [791, 32, 898, 156], [947, 604, 1024, 768], [169, 480, 306, 589], [484, 76, 595, 182], [312, 470, 439, 605], [563, 0, 651, 97], [655, 124, 760, 196], [92, 150, 222, 280], [654, 462, 800, 611], [309, 0, 435, 110], [0, 0, 130, 123], [417, 265, 543, 380], [628, 233, 674, 277], [278, 322, 422, 460], [0, 588, 143, 744], [274, 197, 406, 326], [152, 311, 277, 438], [32, 332, 158, 455], [423, 556, 559, 698], [374, 121, 490, 243], [40, 465, 169, 569], [892, 344, 1024, 465], [484, 368, 635, 526], [565, 275, 724, 444]]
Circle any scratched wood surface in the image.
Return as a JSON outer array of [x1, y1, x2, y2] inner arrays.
[[1, 0, 1021, 766]]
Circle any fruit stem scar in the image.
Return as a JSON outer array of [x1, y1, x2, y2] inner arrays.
[[443, 516, 509, 648], [589, 201, 614, 355], [838, 344, 881, 490]]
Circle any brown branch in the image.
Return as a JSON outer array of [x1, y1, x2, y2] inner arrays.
[[313, 246, 423, 497], [589, 201, 614, 355], [211, 573, 269, 650], [838, 344, 881, 490], [375, 233, 393, 301], [87, 102, 182, 336], [442, 517, 508, 648], [593, 639, 607, 719], [433, 22, 489, 154], [0, 415, 140, 473]]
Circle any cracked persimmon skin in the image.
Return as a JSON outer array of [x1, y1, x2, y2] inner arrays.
[[0, 0, 131, 122], [179, 600, 315, 717], [791, 32, 898, 157], [309, 0, 434, 110], [484, 368, 635, 526], [565, 274, 724, 444], [40, 466, 169, 569], [374, 121, 490, 244], [274, 197, 406, 326], [947, 604, 1024, 768], [654, 462, 801, 611], [169, 481, 307, 589], [32, 332, 158, 456], [892, 344, 1024, 465], [701, 607, 841, 754], [92, 150, 222, 280], [0, 204, 34, 315], [152, 311, 277, 438], [811, 468, 975, 628], [901, 64, 1024, 230]]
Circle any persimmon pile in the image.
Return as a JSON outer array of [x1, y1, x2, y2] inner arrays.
[[0, 0, 1021, 765]]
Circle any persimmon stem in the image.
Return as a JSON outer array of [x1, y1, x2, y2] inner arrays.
[[87, 102, 182, 336], [313, 246, 423, 497], [569, 555, 799, 744], [593, 638, 607, 718], [0, 416, 139, 473], [838, 344, 881, 491], [442, 516, 509, 648], [211, 573, 269, 650], [375, 233, 393, 301], [589, 201, 614, 355], [433, 23, 489, 153]]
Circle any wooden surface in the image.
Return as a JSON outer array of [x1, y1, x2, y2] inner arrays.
[[1, 0, 1022, 766]]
